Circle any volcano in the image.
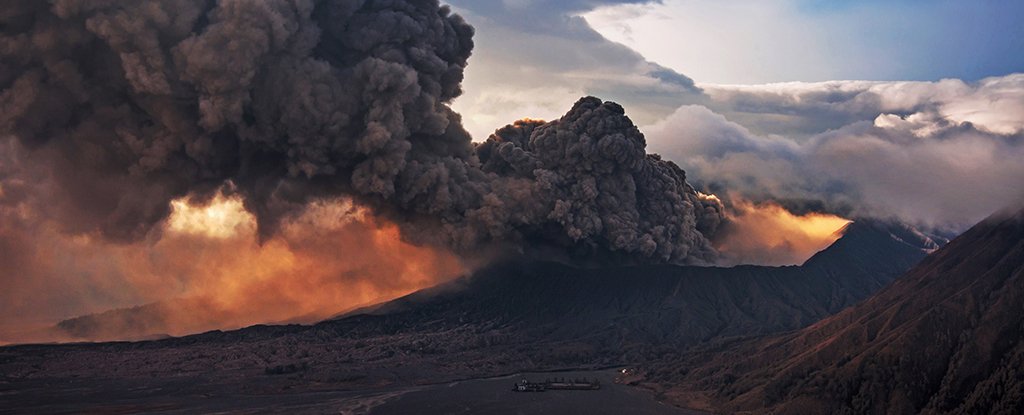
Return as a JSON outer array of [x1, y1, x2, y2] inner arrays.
[[643, 207, 1024, 414], [338, 218, 939, 351], [0, 219, 936, 413]]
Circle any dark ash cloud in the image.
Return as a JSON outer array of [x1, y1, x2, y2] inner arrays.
[[476, 97, 723, 262], [0, 0, 720, 264]]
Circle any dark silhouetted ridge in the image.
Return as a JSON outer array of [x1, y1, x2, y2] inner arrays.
[[647, 207, 1024, 414], [333, 217, 938, 351]]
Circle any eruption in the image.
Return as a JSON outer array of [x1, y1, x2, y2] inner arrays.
[[0, 195, 467, 343], [0, 0, 723, 264], [713, 198, 851, 266]]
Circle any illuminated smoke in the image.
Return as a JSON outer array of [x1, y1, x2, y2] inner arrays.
[[713, 197, 851, 266], [1, 0, 721, 264], [1, 195, 465, 343], [167, 194, 254, 238]]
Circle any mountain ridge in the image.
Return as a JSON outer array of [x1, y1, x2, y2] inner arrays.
[[641, 207, 1024, 414]]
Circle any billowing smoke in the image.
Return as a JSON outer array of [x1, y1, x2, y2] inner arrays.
[[0, 195, 467, 344], [0, 0, 722, 265], [476, 100, 723, 262]]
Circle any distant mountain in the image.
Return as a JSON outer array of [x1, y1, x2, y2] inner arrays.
[[798, 218, 942, 307], [56, 300, 182, 341], [644, 207, 1024, 414], [334, 218, 938, 355], [55, 297, 337, 343]]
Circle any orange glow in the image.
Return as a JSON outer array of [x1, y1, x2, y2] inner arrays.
[[167, 194, 254, 238], [0, 196, 466, 343], [516, 117, 545, 123], [115, 197, 465, 339], [715, 197, 851, 266]]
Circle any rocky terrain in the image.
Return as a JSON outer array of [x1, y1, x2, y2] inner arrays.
[[641, 207, 1024, 414], [0, 219, 936, 413]]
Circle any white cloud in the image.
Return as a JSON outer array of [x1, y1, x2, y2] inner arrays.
[[644, 74, 1024, 230], [453, 84, 585, 141], [584, 1, 833, 84], [447, 4, 703, 141], [698, 74, 1024, 138]]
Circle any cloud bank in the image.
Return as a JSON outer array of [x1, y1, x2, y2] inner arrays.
[[646, 74, 1024, 231]]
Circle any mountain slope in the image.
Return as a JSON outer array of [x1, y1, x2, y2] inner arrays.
[[336, 218, 937, 354], [647, 207, 1024, 414]]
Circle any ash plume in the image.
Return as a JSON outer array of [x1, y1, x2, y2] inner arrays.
[[0, 0, 722, 264], [476, 100, 724, 262]]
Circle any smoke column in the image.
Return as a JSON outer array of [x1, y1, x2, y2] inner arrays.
[[0, 0, 722, 264]]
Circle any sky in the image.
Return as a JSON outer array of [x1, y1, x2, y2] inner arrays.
[[583, 0, 1024, 84], [0, 0, 1022, 343]]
